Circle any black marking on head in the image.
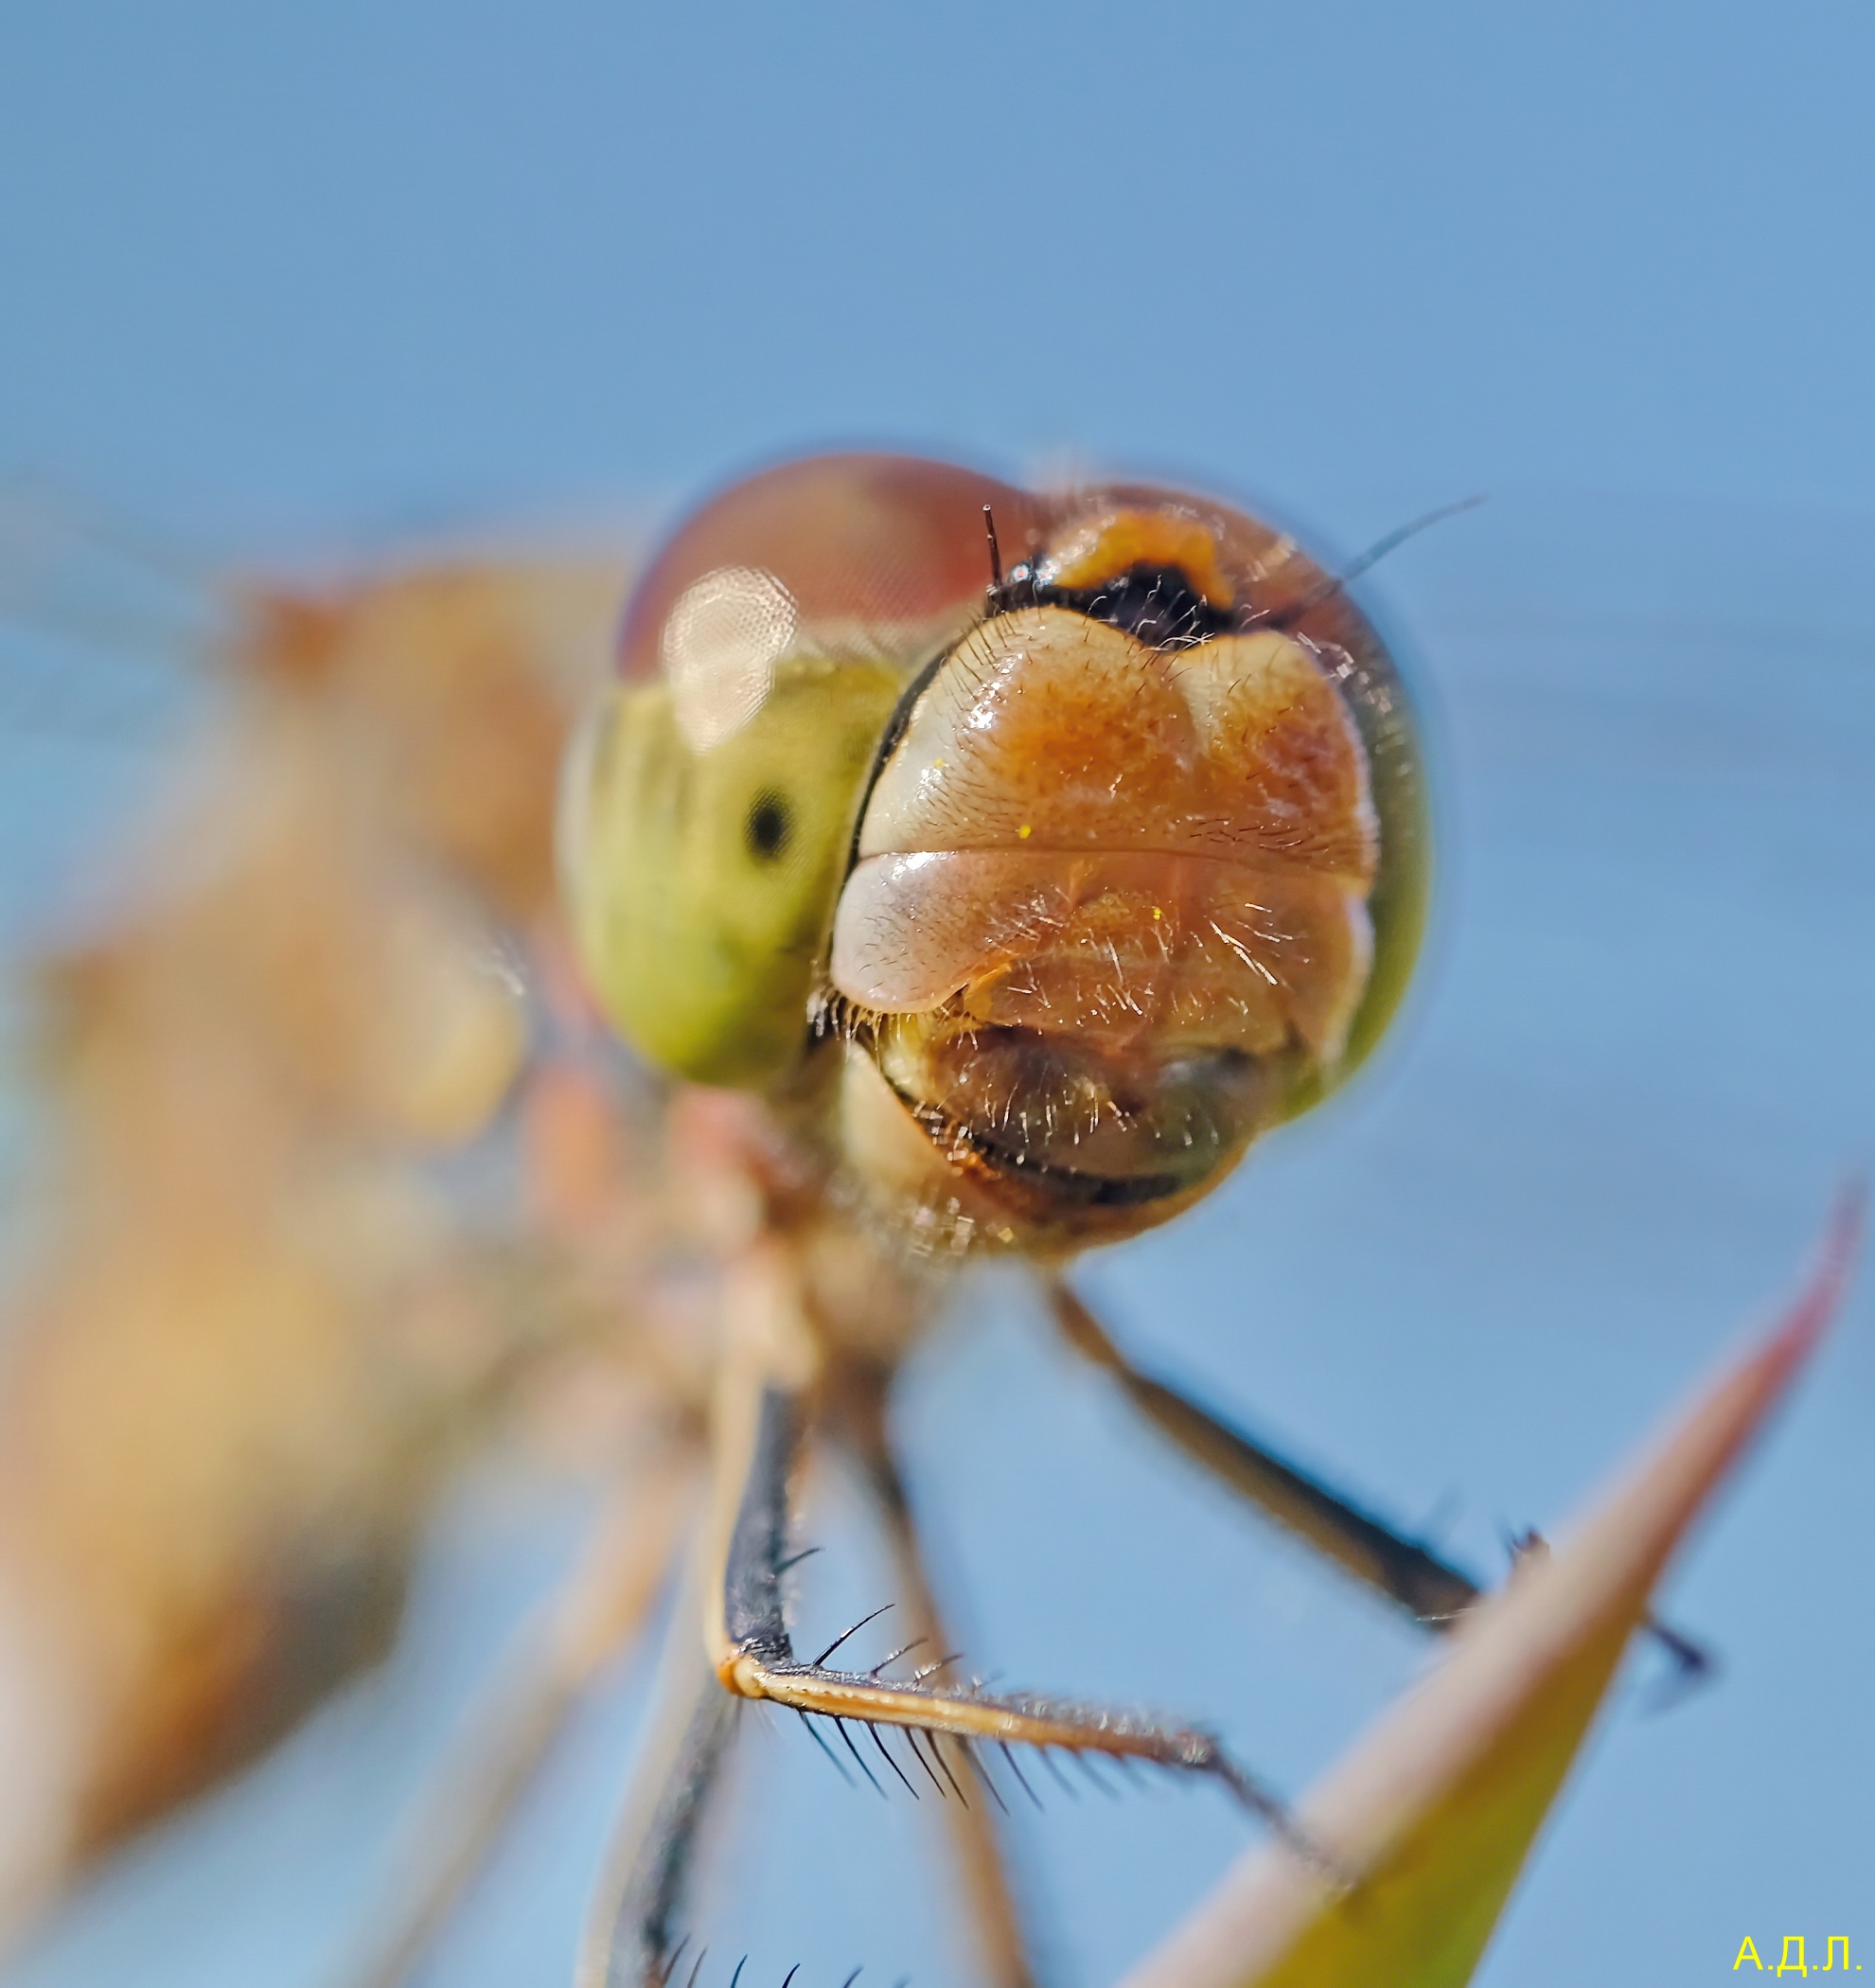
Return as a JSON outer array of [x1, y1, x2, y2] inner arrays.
[[745, 790, 793, 862], [1037, 561, 1239, 649]]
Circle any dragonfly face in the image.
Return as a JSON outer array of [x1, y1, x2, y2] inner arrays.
[[561, 453, 1430, 1251]]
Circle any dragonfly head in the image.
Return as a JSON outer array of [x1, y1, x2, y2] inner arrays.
[[560, 458, 1428, 1253]]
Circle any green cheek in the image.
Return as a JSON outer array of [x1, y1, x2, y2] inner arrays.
[[561, 658, 903, 1088]]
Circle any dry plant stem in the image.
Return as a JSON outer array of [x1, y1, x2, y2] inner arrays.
[[701, 1249, 1302, 1843], [836, 1362, 1041, 1988], [345, 1432, 702, 1988]]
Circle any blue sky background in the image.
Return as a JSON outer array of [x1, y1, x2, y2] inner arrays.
[[2, 5, 1873, 1986]]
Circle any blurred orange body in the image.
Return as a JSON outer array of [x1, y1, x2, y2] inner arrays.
[[0, 557, 662, 1922]]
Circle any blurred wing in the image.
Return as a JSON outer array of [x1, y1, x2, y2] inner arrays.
[[0, 549, 673, 1932]]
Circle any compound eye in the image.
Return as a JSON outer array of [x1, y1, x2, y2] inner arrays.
[[745, 790, 794, 863]]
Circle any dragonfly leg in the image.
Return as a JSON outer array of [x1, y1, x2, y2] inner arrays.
[[701, 1267, 1313, 1859], [1044, 1275, 1480, 1627], [577, 1529, 740, 1988], [1045, 1277, 1712, 1682], [342, 1426, 702, 1988], [832, 1360, 1043, 1988]]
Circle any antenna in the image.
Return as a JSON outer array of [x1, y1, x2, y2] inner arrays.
[[982, 506, 1004, 592], [1335, 494, 1486, 593], [1253, 493, 1485, 632]]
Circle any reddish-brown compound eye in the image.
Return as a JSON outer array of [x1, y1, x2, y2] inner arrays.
[[562, 455, 1041, 1087]]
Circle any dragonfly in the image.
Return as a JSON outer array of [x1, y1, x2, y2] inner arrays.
[[0, 453, 1709, 1988]]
